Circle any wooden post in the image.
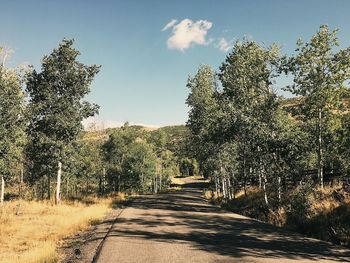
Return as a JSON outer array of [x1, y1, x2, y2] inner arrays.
[[0, 175, 4, 205], [55, 161, 62, 205]]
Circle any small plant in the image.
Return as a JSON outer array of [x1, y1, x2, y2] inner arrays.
[[287, 180, 313, 228]]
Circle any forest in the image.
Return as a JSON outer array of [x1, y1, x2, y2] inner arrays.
[[186, 25, 350, 245], [0, 40, 197, 205], [1, 24, 350, 262]]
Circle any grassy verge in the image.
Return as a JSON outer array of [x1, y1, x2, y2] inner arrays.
[[0, 194, 125, 263], [204, 184, 350, 247]]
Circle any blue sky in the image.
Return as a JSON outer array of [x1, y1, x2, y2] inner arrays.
[[1, 0, 350, 127]]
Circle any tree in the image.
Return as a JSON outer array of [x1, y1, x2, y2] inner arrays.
[[0, 52, 26, 204], [186, 65, 218, 177], [218, 39, 281, 203], [26, 39, 100, 202], [102, 123, 136, 192], [122, 140, 157, 192], [284, 25, 350, 188]]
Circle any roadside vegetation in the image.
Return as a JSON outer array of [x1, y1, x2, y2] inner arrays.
[[0, 196, 119, 263], [186, 25, 350, 246], [0, 40, 196, 262], [2, 23, 350, 262]]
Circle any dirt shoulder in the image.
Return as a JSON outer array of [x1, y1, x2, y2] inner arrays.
[[60, 208, 123, 263]]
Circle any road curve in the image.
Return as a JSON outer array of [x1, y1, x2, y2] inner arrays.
[[95, 181, 350, 263]]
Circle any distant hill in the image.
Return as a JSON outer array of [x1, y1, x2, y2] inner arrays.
[[81, 124, 189, 144]]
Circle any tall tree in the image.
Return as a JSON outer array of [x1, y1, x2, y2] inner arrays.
[[218, 39, 280, 202], [26, 39, 100, 202], [186, 65, 218, 177], [0, 51, 26, 204], [284, 25, 350, 188]]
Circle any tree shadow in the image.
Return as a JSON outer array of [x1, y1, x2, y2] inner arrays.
[[92, 182, 350, 262]]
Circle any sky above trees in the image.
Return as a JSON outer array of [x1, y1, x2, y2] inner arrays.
[[1, 0, 350, 127]]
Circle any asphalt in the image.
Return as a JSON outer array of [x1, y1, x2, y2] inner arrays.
[[95, 179, 350, 263]]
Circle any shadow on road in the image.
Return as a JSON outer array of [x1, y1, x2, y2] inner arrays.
[[91, 180, 350, 262]]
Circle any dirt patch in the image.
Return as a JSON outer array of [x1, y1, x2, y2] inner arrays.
[[60, 208, 122, 263]]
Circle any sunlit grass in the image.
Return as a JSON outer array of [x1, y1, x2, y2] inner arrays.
[[0, 195, 124, 263]]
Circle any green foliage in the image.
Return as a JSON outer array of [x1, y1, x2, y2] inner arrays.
[[102, 123, 181, 193], [283, 25, 350, 185], [0, 63, 26, 181], [288, 181, 313, 227], [122, 140, 157, 192], [186, 26, 350, 208], [25, 39, 100, 197]]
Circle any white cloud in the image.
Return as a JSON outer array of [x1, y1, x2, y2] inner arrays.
[[217, 38, 231, 52], [161, 19, 178, 32], [163, 18, 213, 51]]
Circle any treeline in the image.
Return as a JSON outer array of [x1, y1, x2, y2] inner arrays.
[[0, 39, 100, 204], [101, 123, 197, 194], [186, 25, 350, 206], [0, 40, 196, 204]]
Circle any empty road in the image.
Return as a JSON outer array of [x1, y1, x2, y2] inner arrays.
[[94, 179, 350, 263]]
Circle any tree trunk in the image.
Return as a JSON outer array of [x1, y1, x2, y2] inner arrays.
[[0, 175, 4, 205], [41, 176, 45, 200], [66, 178, 69, 198], [227, 176, 232, 200], [117, 173, 120, 192], [48, 174, 51, 200], [159, 164, 162, 192], [232, 172, 236, 199], [102, 168, 106, 194], [55, 161, 62, 205], [278, 176, 281, 204], [19, 168, 24, 198], [243, 154, 247, 197], [317, 108, 324, 189], [222, 176, 226, 199], [99, 174, 102, 194], [262, 170, 269, 206]]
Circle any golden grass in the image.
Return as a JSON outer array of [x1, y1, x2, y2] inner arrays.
[[171, 177, 186, 185], [172, 176, 209, 186], [0, 195, 121, 263], [310, 183, 350, 215], [204, 187, 260, 202]]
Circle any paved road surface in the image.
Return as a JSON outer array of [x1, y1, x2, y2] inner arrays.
[[95, 179, 350, 263]]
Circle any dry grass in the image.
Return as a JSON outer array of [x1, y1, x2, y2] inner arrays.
[[171, 177, 186, 185], [0, 195, 124, 263], [310, 184, 350, 214], [205, 183, 350, 245]]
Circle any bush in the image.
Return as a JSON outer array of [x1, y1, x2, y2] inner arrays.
[[287, 180, 313, 228]]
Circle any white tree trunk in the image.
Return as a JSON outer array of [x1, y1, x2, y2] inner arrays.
[[263, 173, 269, 206], [231, 172, 236, 199], [159, 165, 162, 192], [222, 176, 226, 199], [227, 176, 232, 200], [55, 161, 62, 205], [317, 108, 324, 189], [278, 176, 281, 203], [103, 167, 106, 193], [154, 175, 158, 194], [0, 175, 4, 205]]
